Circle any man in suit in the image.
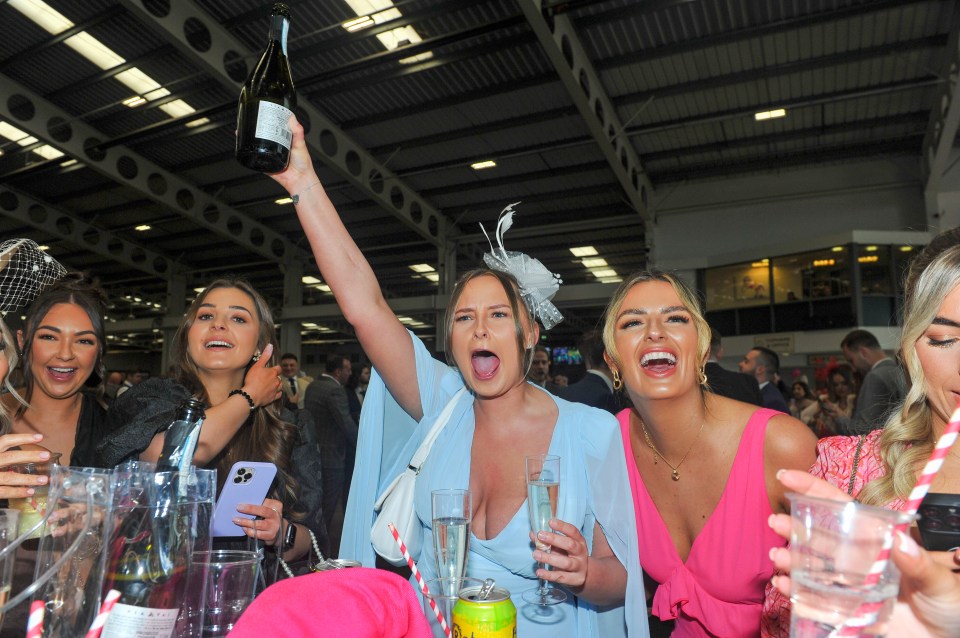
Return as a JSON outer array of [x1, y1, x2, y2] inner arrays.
[[839, 329, 906, 434], [280, 352, 313, 411], [739, 346, 790, 413], [558, 331, 618, 413], [527, 345, 561, 393], [304, 354, 358, 554], [704, 329, 763, 406]]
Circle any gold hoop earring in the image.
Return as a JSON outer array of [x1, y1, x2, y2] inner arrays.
[[612, 370, 622, 391]]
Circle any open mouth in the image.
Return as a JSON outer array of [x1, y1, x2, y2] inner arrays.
[[47, 366, 77, 381], [471, 350, 500, 380], [205, 340, 233, 349], [640, 351, 677, 374]]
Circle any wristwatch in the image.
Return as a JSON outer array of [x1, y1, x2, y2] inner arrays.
[[282, 520, 297, 552]]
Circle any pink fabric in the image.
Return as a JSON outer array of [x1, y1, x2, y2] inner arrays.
[[760, 431, 902, 638], [619, 408, 784, 637], [229, 568, 432, 638]]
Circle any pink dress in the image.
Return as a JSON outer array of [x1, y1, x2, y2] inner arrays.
[[619, 408, 784, 637]]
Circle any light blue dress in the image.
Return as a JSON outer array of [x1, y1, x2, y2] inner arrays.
[[341, 332, 649, 637]]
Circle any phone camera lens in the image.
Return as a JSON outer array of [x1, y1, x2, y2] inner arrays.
[[233, 476, 242, 484]]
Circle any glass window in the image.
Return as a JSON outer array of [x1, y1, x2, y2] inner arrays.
[[857, 245, 892, 295], [704, 260, 770, 310], [772, 246, 850, 302]]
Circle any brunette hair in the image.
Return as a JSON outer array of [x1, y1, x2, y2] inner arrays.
[[443, 269, 537, 386], [17, 272, 107, 417], [174, 277, 301, 518], [601, 270, 711, 387], [859, 236, 960, 506]]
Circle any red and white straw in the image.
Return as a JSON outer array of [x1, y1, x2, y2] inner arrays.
[[84, 589, 120, 638], [387, 522, 451, 638], [832, 403, 960, 636], [26, 600, 44, 638]]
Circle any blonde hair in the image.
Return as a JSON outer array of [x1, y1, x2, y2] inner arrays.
[[601, 270, 711, 387], [859, 241, 960, 507], [0, 318, 23, 434]]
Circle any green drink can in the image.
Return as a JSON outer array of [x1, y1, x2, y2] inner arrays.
[[452, 584, 516, 638]]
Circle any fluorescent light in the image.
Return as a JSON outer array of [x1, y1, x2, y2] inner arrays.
[[831, 246, 844, 252], [900, 246, 913, 252], [598, 276, 623, 284], [591, 269, 618, 278], [343, 16, 374, 31], [570, 246, 598, 257], [754, 108, 787, 121], [423, 272, 439, 282], [60, 159, 77, 167], [193, 287, 205, 293], [409, 264, 435, 273], [65, 32, 125, 70], [123, 96, 147, 108], [315, 284, 331, 293], [397, 316, 414, 324], [185, 117, 210, 128], [8, 0, 72, 33], [134, 224, 151, 231], [471, 160, 496, 170], [276, 197, 293, 205], [302, 276, 322, 285], [37, 245, 49, 251], [865, 245, 878, 252], [159, 99, 196, 120], [581, 258, 607, 268], [33, 145, 63, 160]]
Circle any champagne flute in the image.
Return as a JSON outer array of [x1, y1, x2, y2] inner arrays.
[[522, 454, 566, 605], [432, 489, 471, 582]]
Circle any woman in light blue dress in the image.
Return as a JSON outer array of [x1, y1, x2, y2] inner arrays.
[[268, 117, 648, 638]]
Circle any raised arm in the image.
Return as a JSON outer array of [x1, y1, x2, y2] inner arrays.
[[268, 118, 421, 420]]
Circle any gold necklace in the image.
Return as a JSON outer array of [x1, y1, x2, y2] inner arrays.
[[638, 417, 705, 481]]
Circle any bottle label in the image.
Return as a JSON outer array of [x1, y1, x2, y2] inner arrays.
[[100, 602, 179, 638], [255, 101, 293, 149]]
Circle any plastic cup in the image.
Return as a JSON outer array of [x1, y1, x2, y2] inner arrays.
[[788, 493, 912, 637], [422, 577, 482, 638], [4, 453, 61, 539], [183, 549, 259, 637]]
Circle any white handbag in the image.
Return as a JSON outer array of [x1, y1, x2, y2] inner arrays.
[[371, 388, 466, 566]]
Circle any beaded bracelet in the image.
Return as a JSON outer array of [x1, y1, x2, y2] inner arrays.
[[228, 388, 255, 411]]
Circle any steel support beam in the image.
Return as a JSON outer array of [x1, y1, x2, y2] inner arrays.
[[0, 72, 310, 266], [517, 0, 654, 227], [922, 3, 960, 229], [0, 185, 181, 280], [119, 0, 449, 249]]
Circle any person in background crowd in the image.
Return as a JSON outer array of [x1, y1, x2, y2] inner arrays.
[[761, 226, 960, 636], [269, 116, 647, 637], [100, 278, 327, 564], [603, 270, 815, 636], [837, 329, 907, 434], [280, 352, 312, 411], [553, 373, 569, 388], [558, 330, 618, 413], [103, 370, 123, 400], [355, 365, 370, 406], [814, 363, 857, 437], [5, 273, 112, 467], [527, 344, 561, 393], [788, 381, 819, 430], [739, 346, 790, 413], [704, 328, 763, 406], [115, 369, 145, 397], [303, 354, 357, 555]]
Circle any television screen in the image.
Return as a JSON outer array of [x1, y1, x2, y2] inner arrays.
[[549, 346, 582, 365]]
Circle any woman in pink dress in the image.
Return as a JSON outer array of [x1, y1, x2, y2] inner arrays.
[[602, 271, 817, 636]]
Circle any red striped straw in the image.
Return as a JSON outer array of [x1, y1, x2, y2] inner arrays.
[[387, 522, 451, 638], [26, 600, 44, 638], [84, 589, 121, 638], [831, 403, 960, 636]]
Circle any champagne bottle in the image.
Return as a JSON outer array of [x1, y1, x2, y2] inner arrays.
[[100, 401, 206, 637], [236, 3, 297, 173], [155, 398, 205, 473]]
